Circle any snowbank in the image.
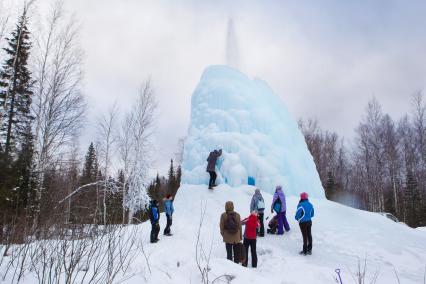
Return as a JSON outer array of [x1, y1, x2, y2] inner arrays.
[[122, 184, 426, 284], [182, 65, 324, 198]]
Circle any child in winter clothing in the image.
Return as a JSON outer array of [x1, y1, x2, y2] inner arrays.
[[241, 211, 260, 268], [271, 185, 290, 234], [149, 200, 160, 243], [163, 194, 174, 236], [250, 188, 265, 237], [267, 215, 278, 234], [220, 201, 242, 263], [295, 192, 315, 255]]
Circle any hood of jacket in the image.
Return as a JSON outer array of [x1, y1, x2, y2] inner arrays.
[[225, 201, 234, 212]]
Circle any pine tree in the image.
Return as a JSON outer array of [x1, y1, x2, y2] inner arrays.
[[167, 159, 176, 194], [14, 123, 36, 212], [176, 165, 182, 188], [325, 171, 336, 200], [404, 172, 421, 227], [81, 142, 98, 184], [0, 13, 34, 155]]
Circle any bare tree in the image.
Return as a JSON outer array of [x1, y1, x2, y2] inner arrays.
[[31, 0, 86, 224], [123, 80, 157, 223], [174, 136, 186, 165], [0, 0, 10, 43], [97, 103, 119, 225]]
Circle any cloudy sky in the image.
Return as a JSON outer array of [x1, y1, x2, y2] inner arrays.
[[4, 0, 426, 176]]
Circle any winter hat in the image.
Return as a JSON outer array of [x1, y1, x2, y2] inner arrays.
[[166, 194, 172, 199], [276, 185, 282, 191], [255, 188, 260, 194], [300, 192, 309, 200]]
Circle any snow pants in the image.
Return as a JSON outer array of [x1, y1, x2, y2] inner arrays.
[[243, 238, 257, 268], [299, 221, 312, 254], [150, 222, 160, 243], [258, 213, 265, 237], [277, 211, 290, 234], [225, 243, 239, 263], [164, 214, 172, 235], [208, 171, 217, 187]]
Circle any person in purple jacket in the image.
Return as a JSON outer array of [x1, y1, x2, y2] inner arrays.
[[271, 185, 290, 235]]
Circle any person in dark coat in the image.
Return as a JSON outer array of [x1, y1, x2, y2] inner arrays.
[[149, 200, 160, 243], [295, 192, 315, 255], [163, 194, 174, 236], [206, 149, 222, 189]]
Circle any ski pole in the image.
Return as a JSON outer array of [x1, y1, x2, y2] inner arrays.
[[335, 269, 343, 284]]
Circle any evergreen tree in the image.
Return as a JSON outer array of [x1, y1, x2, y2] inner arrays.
[[325, 171, 336, 200], [0, 13, 34, 155], [176, 165, 182, 188], [14, 124, 36, 212], [81, 142, 98, 184], [404, 172, 421, 227], [167, 159, 176, 194]]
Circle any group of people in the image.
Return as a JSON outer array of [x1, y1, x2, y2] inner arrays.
[[220, 186, 315, 268], [149, 194, 174, 243], [148, 148, 315, 270], [207, 148, 315, 266]]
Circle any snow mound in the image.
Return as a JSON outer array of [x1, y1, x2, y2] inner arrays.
[[126, 185, 426, 284], [182, 65, 324, 197]]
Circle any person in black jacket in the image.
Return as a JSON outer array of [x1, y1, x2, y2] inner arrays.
[[206, 149, 222, 189], [149, 200, 160, 243]]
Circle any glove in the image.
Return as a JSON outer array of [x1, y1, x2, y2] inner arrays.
[[271, 209, 273, 213]]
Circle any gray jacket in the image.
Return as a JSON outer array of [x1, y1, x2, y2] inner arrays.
[[250, 189, 265, 213], [206, 149, 222, 172]]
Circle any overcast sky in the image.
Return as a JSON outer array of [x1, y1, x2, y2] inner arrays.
[[4, 0, 426, 176]]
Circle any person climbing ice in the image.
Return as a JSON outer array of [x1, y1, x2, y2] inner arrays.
[[271, 185, 290, 235], [206, 149, 222, 189], [295, 192, 314, 255]]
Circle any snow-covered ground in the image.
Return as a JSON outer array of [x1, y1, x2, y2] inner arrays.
[[1, 184, 425, 283], [122, 184, 426, 284]]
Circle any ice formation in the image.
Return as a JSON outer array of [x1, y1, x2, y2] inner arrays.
[[182, 65, 324, 198]]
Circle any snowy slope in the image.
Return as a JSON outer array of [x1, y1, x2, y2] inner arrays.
[[123, 185, 426, 284], [182, 65, 324, 198]]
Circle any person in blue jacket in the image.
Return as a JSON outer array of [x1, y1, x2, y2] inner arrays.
[[295, 192, 314, 255], [163, 194, 174, 236], [149, 199, 160, 243]]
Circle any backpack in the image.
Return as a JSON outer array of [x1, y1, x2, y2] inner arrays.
[[234, 242, 246, 264], [224, 212, 239, 234], [273, 198, 282, 213], [256, 197, 265, 211]]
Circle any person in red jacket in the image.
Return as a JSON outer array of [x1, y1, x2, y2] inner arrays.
[[241, 211, 260, 268]]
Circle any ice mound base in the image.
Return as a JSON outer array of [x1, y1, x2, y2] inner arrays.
[[182, 65, 324, 197]]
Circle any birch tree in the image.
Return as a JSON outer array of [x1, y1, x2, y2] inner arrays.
[[31, 0, 86, 217], [97, 103, 118, 225], [124, 80, 157, 223]]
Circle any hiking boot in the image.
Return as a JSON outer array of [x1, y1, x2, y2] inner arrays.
[[208, 186, 213, 190], [151, 239, 158, 243], [212, 184, 218, 187], [307, 250, 312, 255], [299, 251, 307, 256]]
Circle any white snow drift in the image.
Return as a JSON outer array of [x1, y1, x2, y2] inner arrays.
[[182, 65, 324, 198]]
